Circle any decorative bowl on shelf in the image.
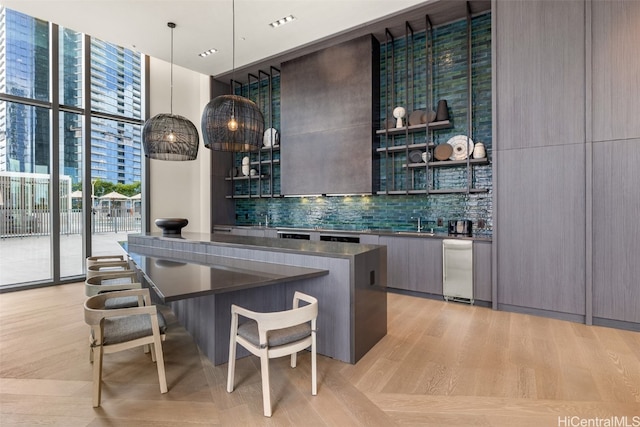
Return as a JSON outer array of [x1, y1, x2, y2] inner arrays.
[[155, 218, 188, 236], [424, 110, 437, 123], [409, 150, 423, 163], [408, 110, 424, 127], [434, 144, 453, 161], [446, 135, 474, 160]]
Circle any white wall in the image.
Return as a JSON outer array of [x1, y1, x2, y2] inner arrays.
[[148, 57, 211, 233]]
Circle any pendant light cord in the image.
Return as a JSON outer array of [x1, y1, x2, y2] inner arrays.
[[232, 0, 235, 79], [168, 22, 175, 115], [230, 0, 236, 119]]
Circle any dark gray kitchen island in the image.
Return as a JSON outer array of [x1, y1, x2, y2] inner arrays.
[[125, 232, 387, 365]]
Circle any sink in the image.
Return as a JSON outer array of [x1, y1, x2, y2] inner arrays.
[[394, 231, 435, 236]]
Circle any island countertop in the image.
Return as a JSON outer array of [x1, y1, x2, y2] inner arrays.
[[129, 231, 384, 258], [126, 247, 329, 302]]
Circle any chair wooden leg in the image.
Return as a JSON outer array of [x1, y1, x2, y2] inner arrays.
[[149, 343, 157, 362], [290, 351, 297, 368], [153, 336, 168, 393], [92, 344, 104, 407], [227, 325, 237, 393], [311, 341, 317, 395], [260, 355, 271, 417]]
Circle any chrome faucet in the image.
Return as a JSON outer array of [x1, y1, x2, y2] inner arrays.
[[411, 216, 422, 232]]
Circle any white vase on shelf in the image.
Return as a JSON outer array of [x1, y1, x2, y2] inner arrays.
[[473, 142, 486, 159]]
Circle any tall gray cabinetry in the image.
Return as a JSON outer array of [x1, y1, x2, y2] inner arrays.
[[590, 1, 640, 326], [494, 0, 640, 328]]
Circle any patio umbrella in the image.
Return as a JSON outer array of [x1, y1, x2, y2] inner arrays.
[[99, 191, 130, 200], [99, 191, 130, 214], [70, 190, 83, 198], [129, 193, 141, 200]]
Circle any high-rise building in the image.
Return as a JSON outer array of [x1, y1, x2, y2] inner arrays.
[[0, 7, 142, 186]]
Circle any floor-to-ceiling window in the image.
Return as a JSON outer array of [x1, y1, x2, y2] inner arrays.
[[0, 6, 144, 288]]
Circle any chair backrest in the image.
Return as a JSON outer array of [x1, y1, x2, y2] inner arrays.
[[85, 271, 141, 296], [86, 255, 125, 268], [83, 289, 149, 326], [240, 291, 318, 334], [86, 261, 131, 279]]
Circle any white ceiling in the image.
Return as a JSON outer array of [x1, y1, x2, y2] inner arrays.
[[1, 0, 490, 81]]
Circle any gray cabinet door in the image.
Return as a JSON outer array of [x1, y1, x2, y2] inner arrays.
[[408, 238, 442, 295], [497, 148, 585, 315], [592, 1, 640, 142], [380, 236, 443, 295], [495, 0, 585, 150], [473, 241, 492, 302], [592, 139, 640, 323], [379, 236, 409, 290]]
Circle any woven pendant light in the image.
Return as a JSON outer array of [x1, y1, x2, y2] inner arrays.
[[142, 22, 199, 161], [201, 0, 264, 152], [202, 94, 264, 151]]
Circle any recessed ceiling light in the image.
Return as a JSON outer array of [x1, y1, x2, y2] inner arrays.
[[199, 48, 218, 58], [269, 15, 295, 28]]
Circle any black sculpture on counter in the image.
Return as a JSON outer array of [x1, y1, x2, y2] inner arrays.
[[155, 218, 188, 237]]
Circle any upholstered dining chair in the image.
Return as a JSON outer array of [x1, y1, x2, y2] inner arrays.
[[84, 288, 168, 407], [226, 291, 318, 417]]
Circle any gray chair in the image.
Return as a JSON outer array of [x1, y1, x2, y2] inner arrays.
[[227, 291, 318, 417], [84, 289, 168, 407]]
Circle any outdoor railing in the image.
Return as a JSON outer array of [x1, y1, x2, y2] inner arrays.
[[0, 208, 141, 238]]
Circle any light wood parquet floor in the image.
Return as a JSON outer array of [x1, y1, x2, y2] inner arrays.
[[0, 282, 638, 426]]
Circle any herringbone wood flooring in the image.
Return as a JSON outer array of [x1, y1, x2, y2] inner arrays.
[[0, 282, 638, 426]]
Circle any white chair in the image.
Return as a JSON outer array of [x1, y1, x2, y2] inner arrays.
[[84, 289, 168, 407], [226, 291, 318, 417]]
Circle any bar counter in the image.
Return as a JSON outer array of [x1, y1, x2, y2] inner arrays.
[[126, 248, 329, 302], [126, 232, 387, 365]]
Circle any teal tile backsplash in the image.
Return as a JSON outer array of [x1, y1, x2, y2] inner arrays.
[[233, 12, 492, 236]]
